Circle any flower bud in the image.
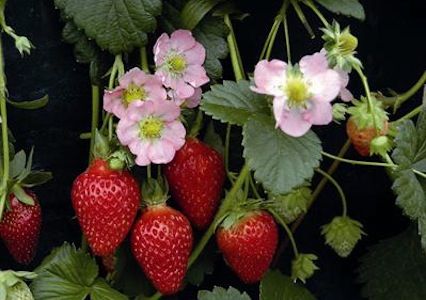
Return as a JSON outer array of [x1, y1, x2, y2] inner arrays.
[[370, 135, 393, 157], [332, 103, 348, 124], [15, 36, 33, 57], [291, 253, 319, 283], [270, 187, 311, 223]]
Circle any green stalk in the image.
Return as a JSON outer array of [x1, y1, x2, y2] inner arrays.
[[392, 104, 424, 123], [224, 124, 232, 182], [88, 85, 100, 162], [0, 33, 8, 221], [303, 0, 329, 27], [290, 0, 315, 38], [270, 210, 299, 256], [321, 151, 396, 168], [224, 15, 245, 81], [315, 168, 347, 216], [140, 47, 149, 73], [283, 14, 291, 63], [260, 18, 281, 61]]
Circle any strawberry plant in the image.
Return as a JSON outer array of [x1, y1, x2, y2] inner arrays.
[[0, 0, 425, 299]]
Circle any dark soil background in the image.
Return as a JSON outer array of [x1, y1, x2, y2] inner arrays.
[[1, 0, 425, 299]]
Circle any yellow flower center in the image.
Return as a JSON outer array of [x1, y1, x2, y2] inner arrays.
[[285, 76, 309, 108], [122, 83, 147, 105], [139, 116, 164, 139], [339, 31, 358, 55], [167, 54, 187, 75]]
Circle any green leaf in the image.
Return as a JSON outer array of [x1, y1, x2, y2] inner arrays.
[[212, 2, 250, 21], [358, 226, 426, 300], [21, 171, 53, 187], [203, 121, 225, 157], [7, 95, 49, 110], [181, 0, 225, 30], [11, 185, 35, 205], [391, 108, 426, 247], [31, 243, 98, 300], [201, 80, 270, 125], [193, 16, 229, 80], [198, 286, 251, 300], [243, 115, 322, 195], [55, 0, 162, 54], [260, 270, 316, 300], [91, 279, 128, 300], [315, 0, 365, 21], [9, 150, 26, 179]]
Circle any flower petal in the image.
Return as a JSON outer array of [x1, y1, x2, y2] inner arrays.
[[304, 101, 333, 125], [277, 108, 312, 137], [153, 33, 170, 65], [148, 140, 176, 164], [152, 100, 181, 122], [309, 69, 341, 102], [183, 64, 209, 88], [252, 59, 287, 96], [300, 51, 329, 79], [170, 30, 196, 52], [162, 121, 186, 149], [184, 42, 206, 65]]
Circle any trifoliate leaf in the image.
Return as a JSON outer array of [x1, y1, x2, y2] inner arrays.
[[201, 80, 270, 126], [315, 0, 365, 21], [91, 279, 128, 300], [269, 187, 312, 223], [391, 108, 426, 248], [55, 0, 162, 54], [291, 254, 319, 284], [321, 216, 365, 257], [260, 270, 316, 300], [198, 286, 251, 300], [243, 115, 322, 195], [31, 243, 98, 299], [358, 226, 426, 300]]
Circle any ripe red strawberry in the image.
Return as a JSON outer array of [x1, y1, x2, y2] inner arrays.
[[71, 159, 140, 256], [346, 117, 389, 156], [0, 190, 41, 264], [216, 210, 278, 283], [164, 138, 225, 230], [131, 204, 193, 295]]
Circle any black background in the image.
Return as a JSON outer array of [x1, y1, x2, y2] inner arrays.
[[1, 0, 425, 299]]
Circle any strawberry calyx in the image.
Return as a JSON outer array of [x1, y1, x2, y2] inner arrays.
[[347, 96, 388, 131], [0, 270, 37, 299], [142, 177, 168, 207]]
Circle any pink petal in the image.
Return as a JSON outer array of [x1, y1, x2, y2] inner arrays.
[[252, 59, 287, 96], [300, 51, 329, 79], [152, 100, 181, 122], [162, 121, 186, 149], [176, 80, 195, 99], [129, 140, 151, 166], [184, 42, 206, 65], [144, 80, 167, 102], [119, 67, 143, 87], [335, 68, 353, 102], [340, 88, 354, 102], [153, 33, 170, 65], [304, 101, 333, 125], [309, 69, 341, 102], [183, 65, 209, 88], [277, 108, 312, 137], [117, 122, 139, 146], [185, 87, 202, 108], [148, 140, 176, 164], [170, 30, 196, 52], [273, 96, 288, 127]]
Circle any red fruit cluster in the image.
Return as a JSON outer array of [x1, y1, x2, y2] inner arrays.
[[216, 211, 278, 283], [0, 190, 41, 264], [165, 138, 225, 229], [346, 117, 389, 156], [71, 159, 140, 256]]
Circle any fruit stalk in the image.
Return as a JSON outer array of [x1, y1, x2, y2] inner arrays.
[[393, 104, 425, 123], [88, 85, 100, 163], [315, 168, 347, 216], [140, 46, 149, 73], [321, 151, 396, 168], [0, 30, 9, 221]]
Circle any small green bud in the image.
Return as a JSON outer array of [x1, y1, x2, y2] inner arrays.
[[6, 281, 34, 300], [339, 30, 358, 56], [270, 187, 312, 223], [347, 96, 389, 131], [15, 36, 34, 57], [291, 253, 319, 283], [370, 135, 393, 157], [0, 270, 36, 300], [321, 216, 365, 258], [332, 103, 348, 124], [108, 157, 125, 170]]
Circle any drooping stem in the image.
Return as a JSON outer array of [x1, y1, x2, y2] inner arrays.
[[413, 169, 426, 179], [290, 0, 315, 38], [224, 14, 245, 81], [249, 174, 261, 199], [303, 0, 329, 27], [270, 210, 299, 256], [322, 151, 397, 168], [88, 85, 100, 162], [260, 18, 281, 61], [0, 33, 9, 221], [140, 47, 149, 73], [224, 124, 232, 181], [353, 65, 379, 133], [315, 168, 347, 216], [188, 164, 250, 267], [147, 164, 152, 179], [282, 14, 291, 63]]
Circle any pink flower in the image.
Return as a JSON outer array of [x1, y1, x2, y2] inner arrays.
[[117, 100, 186, 166], [168, 87, 202, 108], [154, 29, 209, 99], [103, 67, 167, 119], [252, 52, 341, 137]]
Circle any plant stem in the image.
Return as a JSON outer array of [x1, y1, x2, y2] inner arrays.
[[0, 33, 8, 221], [413, 169, 426, 179], [381, 71, 426, 111], [249, 174, 261, 199], [315, 168, 347, 216], [140, 47, 149, 73], [282, 14, 291, 63], [188, 164, 250, 267], [393, 104, 424, 123], [303, 0, 329, 27], [290, 0, 315, 38], [270, 210, 299, 256], [353, 65, 379, 133], [260, 18, 281, 61], [147, 164, 152, 179], [224, 124, 233, 182], [188, 109, 203, 138], [224, 15, 245, 81], [88, 85, 100, 163], [321, 151, 397, 168]]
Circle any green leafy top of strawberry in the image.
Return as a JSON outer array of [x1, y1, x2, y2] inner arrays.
[[347, 96, 389, 131], [0, 270, 37, 300], [142, 177, 169, 207]]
